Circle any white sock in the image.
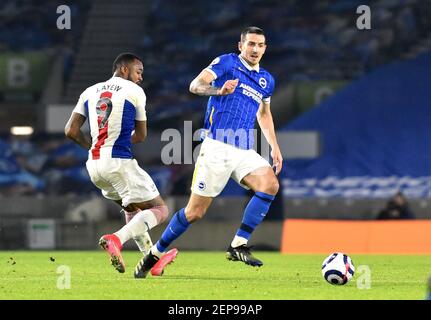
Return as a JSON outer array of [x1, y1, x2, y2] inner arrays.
[[231, 235, 248, 248], [150, 245, 163, 258], [121, 209, 153, 255], [133, 232, 153, 256], [114, 210, 158, 245]]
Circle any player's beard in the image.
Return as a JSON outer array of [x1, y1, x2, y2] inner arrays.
[[127, 73, 140, 84], [127, 74, 135, 83]]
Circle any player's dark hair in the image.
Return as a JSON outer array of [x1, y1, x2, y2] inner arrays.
[[112, 52, 143, 74], [240, 26, 265, 43]]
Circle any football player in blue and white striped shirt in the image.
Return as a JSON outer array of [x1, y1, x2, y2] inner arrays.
[[135, 27, 282, 278]]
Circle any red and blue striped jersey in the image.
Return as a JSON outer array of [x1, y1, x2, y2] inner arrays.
[[73, 76, 147, 160]]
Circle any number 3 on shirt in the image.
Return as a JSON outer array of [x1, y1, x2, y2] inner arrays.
[[96, 97, 112, 129]]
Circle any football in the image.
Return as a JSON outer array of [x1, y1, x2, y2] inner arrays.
[[321, 252, 355, 285]]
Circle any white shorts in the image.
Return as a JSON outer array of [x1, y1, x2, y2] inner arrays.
[[86, 158, 159, 207], [191, 138, 271, 197]]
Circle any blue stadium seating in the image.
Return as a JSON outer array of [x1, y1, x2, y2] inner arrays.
[[280, 51, 431, 198]]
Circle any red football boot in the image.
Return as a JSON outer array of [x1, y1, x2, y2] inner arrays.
[[150, 248, 178, 276], [99, 234, 125, 273]]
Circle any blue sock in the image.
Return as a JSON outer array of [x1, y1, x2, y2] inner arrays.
[[156, 208, 190, 252], [236, 192, 275, 241]]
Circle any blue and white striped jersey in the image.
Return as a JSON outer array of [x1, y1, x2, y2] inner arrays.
[[202, 53, 275, 150]]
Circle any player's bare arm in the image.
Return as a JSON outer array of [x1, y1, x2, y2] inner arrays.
[[189, 69, 239, 96], [65, 112, 91, 150], [131, 120, 147, 144], [257, 101, 283, 175]]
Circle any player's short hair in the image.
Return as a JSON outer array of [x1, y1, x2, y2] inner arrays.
[[240, 26, 265, 43], [112, 52, 143, 73]]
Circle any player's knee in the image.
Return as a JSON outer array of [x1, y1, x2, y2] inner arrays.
[[184, 206, 206, 223], [158, 205, 169, 223], [125, 204, 138, 212], [262, 178, 279, 196], [151, 205, 169, 224]]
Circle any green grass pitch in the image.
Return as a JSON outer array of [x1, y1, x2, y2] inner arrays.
[[0, 251, 430, 300]]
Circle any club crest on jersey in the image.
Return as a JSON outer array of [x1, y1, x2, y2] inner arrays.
[[209, 57, 220, 67], [259, 77, 267, 89], [198, 181, 206, 191]]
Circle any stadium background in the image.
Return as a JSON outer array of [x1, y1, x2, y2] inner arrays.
[[0, 0, 430, 254]]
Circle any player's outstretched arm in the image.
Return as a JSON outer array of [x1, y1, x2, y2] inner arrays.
[[189, 69, 238, 96], [65, 112, 91, 150]]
